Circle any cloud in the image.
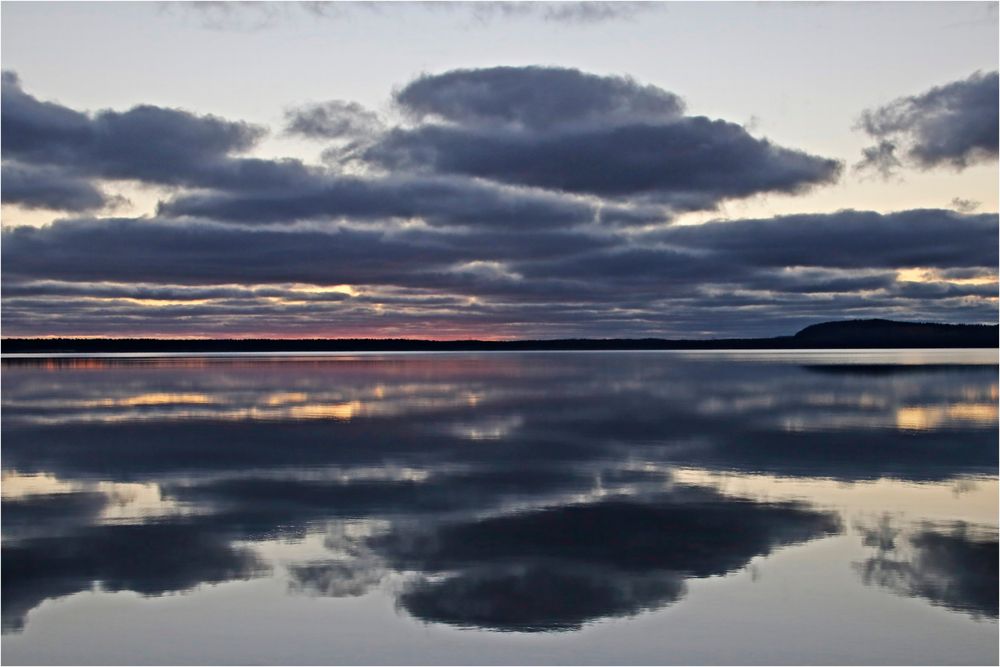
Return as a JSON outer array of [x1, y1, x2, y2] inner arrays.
[[171, 1, 658, 30], [1, 163, 113, 212], [532, 1, 654, 24], [158, 174, 624, 228], [1, 216, 614, 288], [284, 100, 383, 140], [857, 71, 999, 175], [0, 70, 300, 194], [462, 2, 660, 26], [0, 70, 994, 338], [395, 66, 685, 130], [366, 66, 841, 205], [2, 208, 995, 338], [644, 209, 998, 270], [950, 197, 981, 213]]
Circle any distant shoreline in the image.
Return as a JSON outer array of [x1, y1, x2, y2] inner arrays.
[[2, 319, 997, 354]]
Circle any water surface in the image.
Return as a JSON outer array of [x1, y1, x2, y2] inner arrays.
[[2, 350, 997, 664]]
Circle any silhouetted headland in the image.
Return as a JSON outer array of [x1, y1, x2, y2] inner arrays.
[[3, 320, 996, 354]]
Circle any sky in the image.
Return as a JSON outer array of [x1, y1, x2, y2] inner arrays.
[[1, 1, 998, 339]]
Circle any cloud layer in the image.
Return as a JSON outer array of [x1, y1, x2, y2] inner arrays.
[[1, 67, 996, 338]]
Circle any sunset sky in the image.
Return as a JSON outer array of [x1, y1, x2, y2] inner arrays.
[[1, 1, 997, 339]]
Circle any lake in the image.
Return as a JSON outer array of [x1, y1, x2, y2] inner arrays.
[[2, 350, 997, 665]]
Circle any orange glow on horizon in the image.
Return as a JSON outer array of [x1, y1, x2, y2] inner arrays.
[[896, 268, 998, 286]]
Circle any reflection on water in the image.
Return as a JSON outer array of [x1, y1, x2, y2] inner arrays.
[[1, 350, 997, 664], [854, 517, 997, 620], [380, 487, 840, 632]]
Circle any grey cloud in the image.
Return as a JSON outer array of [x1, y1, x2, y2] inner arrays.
[[365, 120, 841, 206], [647, 209, 998, 270], [175, 2, 656, 30], [1, 163, 111, 211], [396, 66, 684, 129], [158, 173, 625, 228], [8, 210, 993, 292], [3, 208, 995, 338], [0, 281, 355, 303], [535, 1, 654, 24], [369, 67, 841, 204], [1, 71, 285, 192], [1, 67, 995, 339], [284, 100, 383, 139], [4, 68, 832, 230], [0, 217, 612, 288], [857, 140, 902, 180], [858, 70, 999, 174], [464, 2, 659, 26], [0, 74, 672, 231], [950, 197, 981, 213]]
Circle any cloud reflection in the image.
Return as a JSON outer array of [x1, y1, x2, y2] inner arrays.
[[377, 487, 840, 631], [1, 353, 996, 634], [855, 518, 998, 620]]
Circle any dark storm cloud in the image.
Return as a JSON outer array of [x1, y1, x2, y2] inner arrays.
[[1, 163, 113, 211], [857, 70, 999, 175], [284, 100, 383, 139], [362, 67, 841, 205]]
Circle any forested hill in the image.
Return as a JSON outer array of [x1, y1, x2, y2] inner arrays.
[[791, 319, 998, 348]]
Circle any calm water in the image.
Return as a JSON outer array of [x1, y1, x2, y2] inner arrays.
[[2, 350, 997, 665]]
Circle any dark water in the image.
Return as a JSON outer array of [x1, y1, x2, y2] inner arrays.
[[2, 350, 997, 665]]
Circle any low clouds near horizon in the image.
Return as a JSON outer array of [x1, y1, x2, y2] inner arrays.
[[1, 66, 996, 338]]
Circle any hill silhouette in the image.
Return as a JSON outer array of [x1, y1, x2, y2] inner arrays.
[[2, 320, 996, 354]]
